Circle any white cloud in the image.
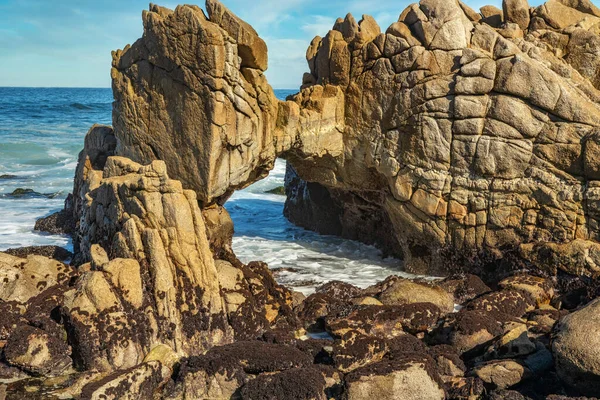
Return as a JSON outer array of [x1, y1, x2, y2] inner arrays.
[[301, 15, 335, 38]]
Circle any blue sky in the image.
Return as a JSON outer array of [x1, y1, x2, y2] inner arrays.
[[0, 0, 545, 89]]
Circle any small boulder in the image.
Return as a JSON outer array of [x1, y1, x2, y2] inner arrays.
[[333, 332, 387, 372], [470, 359, 531, 390], [440, 274, 491, 305], [499, 275, 554, 306], [503, 0, 531, 30], [466, 289, 536, 319], [239, 367, 327, 400], [344, 355, 445, 400], [378, 278, 455, 313]]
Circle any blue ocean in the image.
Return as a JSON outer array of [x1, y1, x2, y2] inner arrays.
[[0, 87, 411, 293]]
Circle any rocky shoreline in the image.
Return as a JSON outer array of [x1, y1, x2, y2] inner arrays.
[[4, 0, 600, 399]]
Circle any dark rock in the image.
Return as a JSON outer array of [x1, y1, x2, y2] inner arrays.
[[316, 280, 362, 302], [3, 324, 71, 376], [239, 367, 327, 400], [4, 246, 72, 262], [466, 289, 536, 319], [284, 164, 343, 236], [332, 332, 387, 372], [445, 376, 485, 400], [180, 341, 313, 377], [429, 344, 466, 377], [266, 186, 286, 195], [440, 274, 492, 305], [0, 174, 18, 179], [34, 209, 75, 236]]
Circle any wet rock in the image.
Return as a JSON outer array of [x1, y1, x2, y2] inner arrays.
[[34, 210, 75, 236], [553, 298, 600, 395], [0, 174, 17, 180], [344, 355, 445, 400], [3, 324, 71, 376], [239, 367, 327, 400], [378, 278, 455, 313], [3, 246, 72, 262], [316, 281, 362, 302]]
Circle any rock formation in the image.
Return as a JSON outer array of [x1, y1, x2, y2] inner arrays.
[[12, 0, 600, 398], [102, 0, 600, 277]]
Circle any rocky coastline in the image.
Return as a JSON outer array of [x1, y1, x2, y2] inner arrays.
[[3, 0, 600, 399]]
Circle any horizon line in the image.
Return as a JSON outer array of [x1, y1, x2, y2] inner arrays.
[[0, 86, 299, 90]]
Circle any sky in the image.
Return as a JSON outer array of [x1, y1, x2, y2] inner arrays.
[[0, 0, 545, 89]]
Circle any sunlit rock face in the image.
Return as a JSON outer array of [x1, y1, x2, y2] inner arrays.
[[285, 0, 600, 275], [110, 0, 600, 276]]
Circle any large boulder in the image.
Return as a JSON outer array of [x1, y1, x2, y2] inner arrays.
[[553, 298, 600, 395]]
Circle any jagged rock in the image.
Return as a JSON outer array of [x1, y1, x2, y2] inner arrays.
[[445, 376, 485, 399], [435, 309, 504, 354], [202, 205, 235, 261], [216, 260, 298, 340], [429, 345, 466, 377], [65, 156, 237, 371], [332, 332, 387, 372], [344, 356, 445, 400], [316, 280, 362, 302], [553, 298, 600, 395], [80, 361, 171, 399], [326, 304, 441, 339], [111, 3, 281, 206], [102, 0, 600, 279], [483, 324, 536, 360]]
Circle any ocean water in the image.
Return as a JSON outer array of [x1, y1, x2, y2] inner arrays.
[[0, 87, 414, 293]]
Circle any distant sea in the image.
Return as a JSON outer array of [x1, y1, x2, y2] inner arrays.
[[0, 87, 411, 293]]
